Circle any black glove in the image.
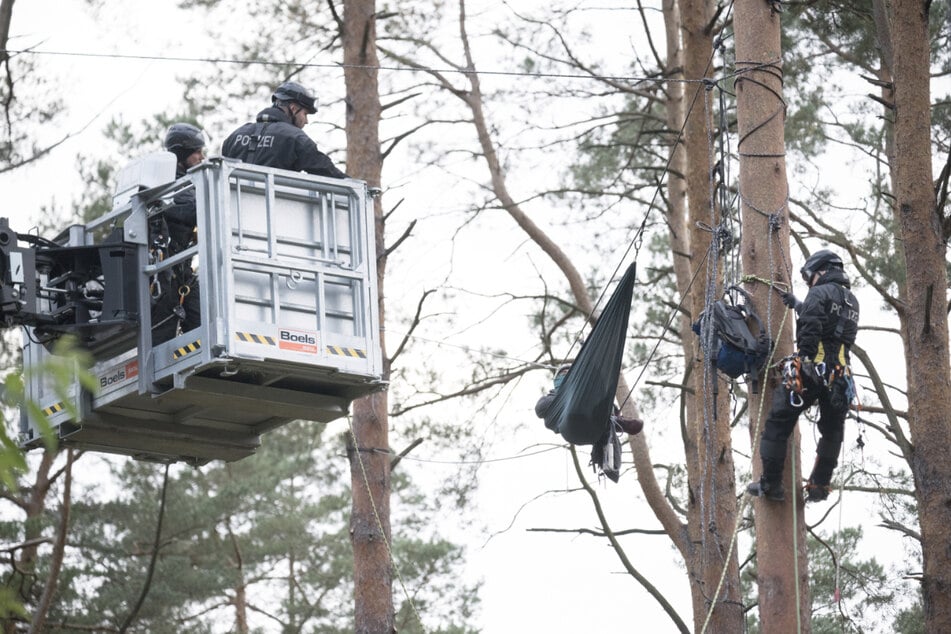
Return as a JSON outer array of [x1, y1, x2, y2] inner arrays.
[[798, 355, 818, 385], [781, 291, 801, 310]]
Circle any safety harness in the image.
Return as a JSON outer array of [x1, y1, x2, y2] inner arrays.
[[148, 212, 197, 338], [783, 282, 857, 405]]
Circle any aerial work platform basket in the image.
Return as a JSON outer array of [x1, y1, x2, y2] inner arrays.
[[18, 157, 385, 465]]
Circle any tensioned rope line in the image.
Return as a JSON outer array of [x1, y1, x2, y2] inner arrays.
[[1, 48, 779, 84], [2, 47, 711, 85], [624, 244, 713, 400], [699, 52, 803, 633], [346, 414, 426, 633], [561, 33, 731, 410], [348, 444, 564, 465], [526, 58, 719, 374], [614, 1, 741, 411], [699, 306, 791, 634]]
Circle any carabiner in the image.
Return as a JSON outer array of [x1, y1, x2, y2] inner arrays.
[[789, 390, 804, 408], [815, 362, 828, 386]]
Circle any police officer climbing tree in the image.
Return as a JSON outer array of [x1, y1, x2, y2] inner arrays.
[[747, 249, 860, 503]]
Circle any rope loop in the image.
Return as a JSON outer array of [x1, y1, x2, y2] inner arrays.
[[768, 212, 784, 233]]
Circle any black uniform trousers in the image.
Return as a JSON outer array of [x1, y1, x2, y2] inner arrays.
[[759, 374, 850, 488]]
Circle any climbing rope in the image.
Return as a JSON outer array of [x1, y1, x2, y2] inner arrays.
[[346, 415, 426, 633], [699, 30, 805, 632], [740, 273, 790, 295], [699, 306, 791, 634], [791, 432, 803, 634], [699, 81, 724, 570]]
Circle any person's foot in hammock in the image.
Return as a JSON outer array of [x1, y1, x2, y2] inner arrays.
[[612, 415, 643, 436]]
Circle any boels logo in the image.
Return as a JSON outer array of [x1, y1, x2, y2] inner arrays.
[[99, 360, 139, 389], [279, 329, 318, 354]]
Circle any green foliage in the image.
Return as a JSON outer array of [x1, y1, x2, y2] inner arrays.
[[0, 336, 95, 621], [781, 0, 950, 302], [0, 377, 28, 490], [743, 526, 903, 633], [21, 421, 479, 632], [3, 337, 96, 455], [892, 592, 924, 633], [0, 585, 28, 621]]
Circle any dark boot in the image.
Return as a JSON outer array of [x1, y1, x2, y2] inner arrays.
[[748, 438, 788, 501], [804, 479, 831, 503], [805, 436, 841, 503], [747, 476, 785, 501], [613, 415, 643, 436], [807, 437, 841, 490]]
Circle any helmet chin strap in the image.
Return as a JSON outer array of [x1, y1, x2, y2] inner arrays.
[[282, 103, 304, 128]]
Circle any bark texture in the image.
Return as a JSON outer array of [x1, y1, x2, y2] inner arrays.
[[889, 2, 951, 630], [343, 1, 394, 632], [677, 0, 743, 630], [734, 0, 811, 631]]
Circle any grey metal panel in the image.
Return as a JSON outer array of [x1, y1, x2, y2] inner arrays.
[[19, 160, 385, 464]]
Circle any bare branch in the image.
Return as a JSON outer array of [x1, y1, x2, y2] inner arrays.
[[568, 446, 690, 634], [31, 450, 74, 633], [386, 288, 435, 367], [527, 526, 667, 537], [849, 343, 912, 461], [391, 364, 534, 417], [381, 217, 414, 259], [789, 205, 903, 311], [118, 463, 171, 633], [390, 438, 424, 471], [878, 518, 921, 541]]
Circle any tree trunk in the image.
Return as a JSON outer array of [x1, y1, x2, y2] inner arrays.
[[29, 450, 72, 634], [678, 1, 743, 630], [343, 2, 394, 632], [232, 581, 248, 634], [734, 0, 810, 631], [4, 449, 57, 634], [0, 0, 13, 66], [662, 1, 691, 412], [889, 2, 951, 629]]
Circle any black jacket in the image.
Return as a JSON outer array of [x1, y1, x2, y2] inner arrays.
[[795, 268, 859, 365], [221, 107, 348, 178]]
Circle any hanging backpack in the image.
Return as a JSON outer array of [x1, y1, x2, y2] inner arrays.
[[692, 286, 772, 380]]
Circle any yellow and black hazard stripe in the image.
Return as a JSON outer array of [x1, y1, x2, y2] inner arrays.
[[326, 345, 367, 359], [236, 332, 277, 346], [173, 339, 202, 360], [42, 402, 65, 417]]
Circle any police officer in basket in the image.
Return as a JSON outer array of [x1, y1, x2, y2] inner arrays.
[[150, 123, 206, 344], [747, 249, 860, 503], [221, 80, 348, 178]]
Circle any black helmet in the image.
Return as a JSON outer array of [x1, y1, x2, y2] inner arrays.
[[272, 81, 318, 114], [164, 123, 205, 158], [800, 249, 843, 282]]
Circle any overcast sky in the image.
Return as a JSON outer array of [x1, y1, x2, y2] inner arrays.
[[1, 2, 922, 632]]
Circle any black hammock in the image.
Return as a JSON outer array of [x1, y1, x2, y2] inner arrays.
[[539, 262, 637, 445]]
